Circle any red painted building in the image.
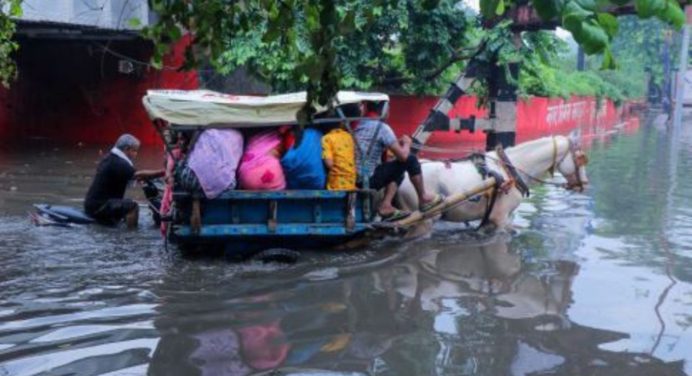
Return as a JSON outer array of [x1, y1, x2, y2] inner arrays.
[[0, 31, 197, 145]]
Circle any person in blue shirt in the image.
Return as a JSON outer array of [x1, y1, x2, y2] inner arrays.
[[281, 125, 327, 190]]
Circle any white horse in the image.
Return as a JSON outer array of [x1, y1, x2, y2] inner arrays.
[[397, 134, 589, 229]]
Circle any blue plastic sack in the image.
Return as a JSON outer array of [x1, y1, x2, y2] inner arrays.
[[281, 128, 327, 189]]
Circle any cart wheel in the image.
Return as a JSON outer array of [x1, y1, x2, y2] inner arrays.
[[251, 248, 300, 264]]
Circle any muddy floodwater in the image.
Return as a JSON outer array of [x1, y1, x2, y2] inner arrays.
[[0, 117, 691, 375]]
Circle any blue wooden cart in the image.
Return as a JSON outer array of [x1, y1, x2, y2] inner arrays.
[[142, 90, 389, 257], [170, 189, 374, 255]]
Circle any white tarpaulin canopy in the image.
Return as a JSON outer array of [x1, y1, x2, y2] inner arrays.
[[142, 89, 389, 127]]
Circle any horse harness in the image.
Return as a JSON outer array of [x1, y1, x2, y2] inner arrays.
[[545, 136, 589, 192], [469, 139, 557, 228], [448, 136, 588, 228], [469, 153, 505, 228], [495, 146, 531, 198], [564, 139, 589, 192]]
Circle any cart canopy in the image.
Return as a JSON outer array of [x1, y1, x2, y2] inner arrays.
[[142, 89, 389, 127]]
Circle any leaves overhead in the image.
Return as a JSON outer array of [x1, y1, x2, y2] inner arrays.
[[525, 0, 685, 68], [143, 0, 685, 108], [610, 15, 678, 87], [0, 0, 22, 88]]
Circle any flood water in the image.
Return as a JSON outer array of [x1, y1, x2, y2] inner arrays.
[[0, 115, 690, 375]]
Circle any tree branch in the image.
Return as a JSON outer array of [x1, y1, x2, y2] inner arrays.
[[376, 42, 487, 86]]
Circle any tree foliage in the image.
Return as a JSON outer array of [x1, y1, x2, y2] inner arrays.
[[517, 31, 643, 103], [0, 0, 686, 107], [610, 15, 676, 84], [0, 0, 21, 88], [212, 1, 478, 95], [515, 0, 685, 69], [142, 0, 685, 108]]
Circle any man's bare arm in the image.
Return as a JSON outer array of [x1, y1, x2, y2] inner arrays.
[[135, 169, 165, 181], [388, 135, 411, 162]]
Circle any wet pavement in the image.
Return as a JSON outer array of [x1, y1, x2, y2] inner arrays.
[[0, 115, 690, 375]]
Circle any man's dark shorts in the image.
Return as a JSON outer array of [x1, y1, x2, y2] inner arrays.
[[89, 199, 138, 225], [368, 155, 423, 190]]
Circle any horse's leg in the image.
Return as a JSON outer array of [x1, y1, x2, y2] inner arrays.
[[485, 189, 523, 230]]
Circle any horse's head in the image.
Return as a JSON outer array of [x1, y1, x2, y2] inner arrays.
[[554, 133, 589, 192]]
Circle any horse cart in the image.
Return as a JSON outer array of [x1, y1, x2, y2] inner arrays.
[[142, 90, 589, 259], [142, 90, 393, 258]]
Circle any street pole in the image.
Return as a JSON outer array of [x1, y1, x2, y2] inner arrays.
[[577, 47, 585, 71], [672, 6, 692, 131], [662, 31, 672, 110]]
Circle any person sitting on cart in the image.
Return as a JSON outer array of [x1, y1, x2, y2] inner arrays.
[[281, 124, 326, 190], [354, 101, 443, 221], [322, 107, 357, 190], [84, 134, 164, 228]]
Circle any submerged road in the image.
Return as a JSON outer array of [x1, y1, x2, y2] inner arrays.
[[0, 115, 690, 375]]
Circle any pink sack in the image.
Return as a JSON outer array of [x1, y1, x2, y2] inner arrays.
[[238, 131, 286, 190]]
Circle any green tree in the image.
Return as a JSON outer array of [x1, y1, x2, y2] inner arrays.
[[611, 16, 675, 85], [0, 0, 686, 106], [0, 0, 21, 88], [212, 1, 479, 95], [143, 0, 684, 108]]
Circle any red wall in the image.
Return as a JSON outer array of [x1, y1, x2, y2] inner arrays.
[[388, 95, 488, 151], [0, 36, 197, 146], [387, 94, 632, 158]]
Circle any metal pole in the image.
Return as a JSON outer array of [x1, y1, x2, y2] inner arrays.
[[576, 47, 585, 71], [672, 6, 692, 131], [662, 31, 672, 108]]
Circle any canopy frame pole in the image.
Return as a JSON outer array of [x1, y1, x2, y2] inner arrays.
[[335, 104, 389, 219], [336, 106, 372, 219], [152, 119, 177, 161]]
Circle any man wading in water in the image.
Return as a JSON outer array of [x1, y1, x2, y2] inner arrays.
[[84, 134, 164, 228]]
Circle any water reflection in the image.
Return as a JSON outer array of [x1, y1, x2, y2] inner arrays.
[[144, 232, 684, 375], [0, 118, 690, 375]]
